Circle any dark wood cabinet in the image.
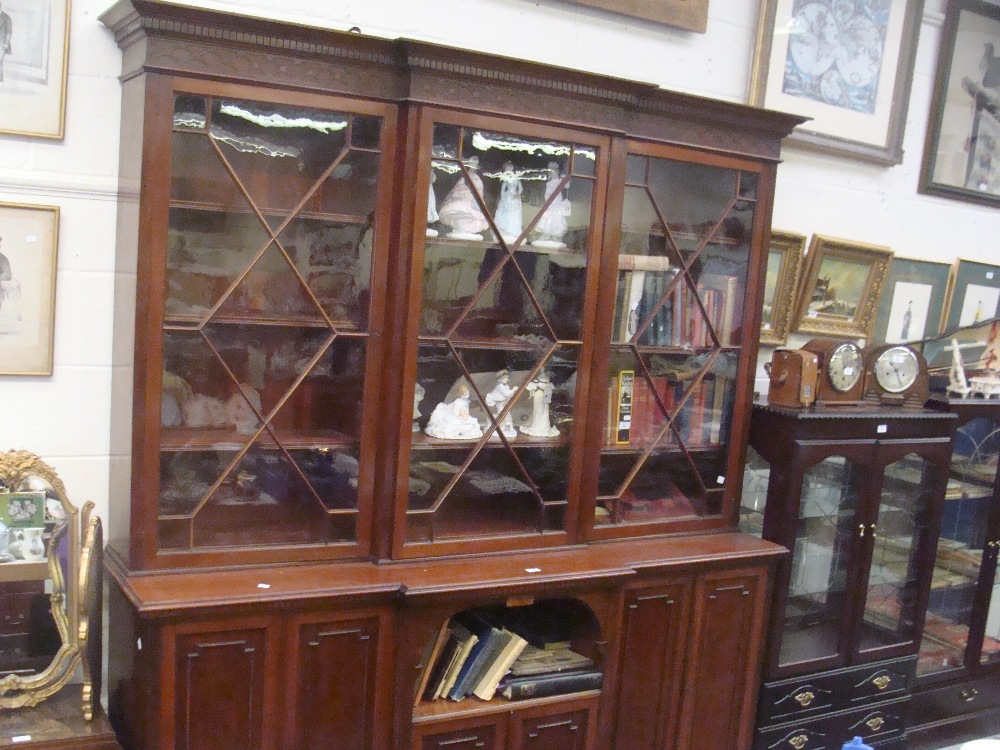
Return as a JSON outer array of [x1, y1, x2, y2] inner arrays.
[[741, 404, 957, 748], [99, 2, 801, 749]]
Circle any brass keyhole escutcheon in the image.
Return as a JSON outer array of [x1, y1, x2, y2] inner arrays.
[[866, 717, 885, 732], [873, 675, 891, 690], [794, 691, 815, 707]]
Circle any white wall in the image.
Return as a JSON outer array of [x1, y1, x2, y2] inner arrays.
[[0, 0, 996, 537]]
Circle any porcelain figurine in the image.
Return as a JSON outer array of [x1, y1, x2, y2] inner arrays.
[[532, 162, 570, 249], [425, 382, 484, 440], [438, 156, 490, 241], [426, 171, 440, 238], [520, 371, 560, 437], [493, 161, 524, 244], [226, 384, 262, 435], [485, 369, 518, 439], [413, 382, 425, 432]]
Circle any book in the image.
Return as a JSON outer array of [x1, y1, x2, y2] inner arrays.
[[614, 370, 635, 445], [472, 629, 529, 700], [509, 646, 594, 677], [433, 624, 477, 700], [414, 619, 452, 706], [499, 668, 604, 700], [449, 625, 506, 700]]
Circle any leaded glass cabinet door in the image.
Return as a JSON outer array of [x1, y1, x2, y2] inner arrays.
[[591, 144, 764, 534], [919, 411, 1000, 679], [151, 83, 393, 564], [777, 453, 865, 675], [859, 450, 945, 662], [398, 112, 608, 554]]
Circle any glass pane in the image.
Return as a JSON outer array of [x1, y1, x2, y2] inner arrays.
[[740, 446, 769, 537], [210, 98, 350, 215], [778, 456, 860, 669], [174, 94, 207, 132], [861, 453, 937, 653], [171, 130, 244, 207], [984, 573, 1000, 664]]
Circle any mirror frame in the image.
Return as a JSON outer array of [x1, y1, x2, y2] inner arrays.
[[0, 450, 96, 715]]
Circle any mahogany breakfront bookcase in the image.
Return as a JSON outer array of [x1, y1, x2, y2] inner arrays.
[[99, 3, 802, 749]]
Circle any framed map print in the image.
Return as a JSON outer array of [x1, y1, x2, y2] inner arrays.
[[750, 0, 924, 164]]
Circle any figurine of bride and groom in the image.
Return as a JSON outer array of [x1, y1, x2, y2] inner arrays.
[[428, 159, 570, 248]]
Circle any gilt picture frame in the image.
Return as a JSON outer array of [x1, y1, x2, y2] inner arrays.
[[871, 257, 951, 345], [0, 0, 71, 139], [942, 259, 1000, 334], [0, 202, 60, 376], [749, 0, 924, 164], [759, 230, 805, 346], [920, 0, 1000, 207], [792, 235, 893, 339]]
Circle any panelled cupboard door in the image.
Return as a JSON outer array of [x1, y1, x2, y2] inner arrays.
[[611, 580, 693, 750], [284, 612, 389, 750], [169, 620, 280, 750], [677, 567, 770, 750], [509, 704, 594, 750]]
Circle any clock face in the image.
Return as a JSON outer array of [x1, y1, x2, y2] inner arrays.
[[874, 346, 920, 393], [827, 342, 863, 392]]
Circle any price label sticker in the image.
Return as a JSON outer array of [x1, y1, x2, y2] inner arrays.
[[988, 272, 995, 280], [877, 424, 888, 434], [808, 311, 819, 318], [525, 567, 542, 574], [257, 583, 271, 589], [12, 736, 31, 743], [717, 475, 726, 485]]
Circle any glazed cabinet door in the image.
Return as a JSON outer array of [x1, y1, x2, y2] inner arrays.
[[168, 618, 281, 750], [677, 567, 772, 750], [589, 143, 770, 538], [138, 77, 396, 568], [284, 610, 391, 750], [611, 580, 693, 750], [394, 109, 610, 557]]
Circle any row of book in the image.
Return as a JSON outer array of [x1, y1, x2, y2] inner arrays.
[[606, 373, 730, 447], [414, 612, 602, 705], [613, 270, 739, 348]]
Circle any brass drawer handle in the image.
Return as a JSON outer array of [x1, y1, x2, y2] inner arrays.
[[960, 687, 979, 702], [794, 691, 815, 707], [866, 717, 885, 732], [873, 675, 892, 691], [788, 734, 809, 750]]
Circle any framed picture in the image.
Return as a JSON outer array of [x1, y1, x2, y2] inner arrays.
[[749, 0, 924, 164], [0, 0, 71, 139], [0, 202, 60, 375], [792, 235, 893, 338], [920, 0, 1000, 207], [942, 259, 1000, 334], [555, 0, 709, 32], [871, 258, 951, 345], [760, 230, 805, 346]]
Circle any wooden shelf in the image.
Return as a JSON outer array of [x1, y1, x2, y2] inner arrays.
[[412, 689, 601, 723], [163, 314, 362, 330], [169, 200, 372, 226], [411, 433, 567, 449], [160, 427, 356, 451]]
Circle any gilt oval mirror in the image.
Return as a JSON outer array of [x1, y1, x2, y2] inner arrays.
[[0, 450, 92, 713]]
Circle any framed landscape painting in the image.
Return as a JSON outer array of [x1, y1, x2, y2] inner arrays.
[[792, 235, 893, 339], [0, 202, 60, 376], [0, 0, 71, 139], [750, 0, 924, 164], [759, 230, 805, 346], [920, 0, 1000, 207], [871, 257, 951, 344]]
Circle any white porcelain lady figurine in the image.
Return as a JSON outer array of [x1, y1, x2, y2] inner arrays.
[[532, 162, 570, 249], [493, 161, 523, 244], [438, 156, 490, 241], [426, 171, 440, 238], [485, 369, 518, 439], [413, 382, 426, 432], [520, 371, 560, 437], [425, 382, 484, 440]]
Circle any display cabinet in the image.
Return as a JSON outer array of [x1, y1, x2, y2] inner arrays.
[[99, 2, 802, 749], [740, 404, 956, 748], [908, 397, 1000, 749]]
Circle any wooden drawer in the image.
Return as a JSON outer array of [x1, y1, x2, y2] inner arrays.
[[755, 697, 908, 750], [911, 673, 1000, 724], [760, 658, 914, 723]]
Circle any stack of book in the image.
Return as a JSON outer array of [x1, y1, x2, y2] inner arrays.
[[496, 641, 603, 700]]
